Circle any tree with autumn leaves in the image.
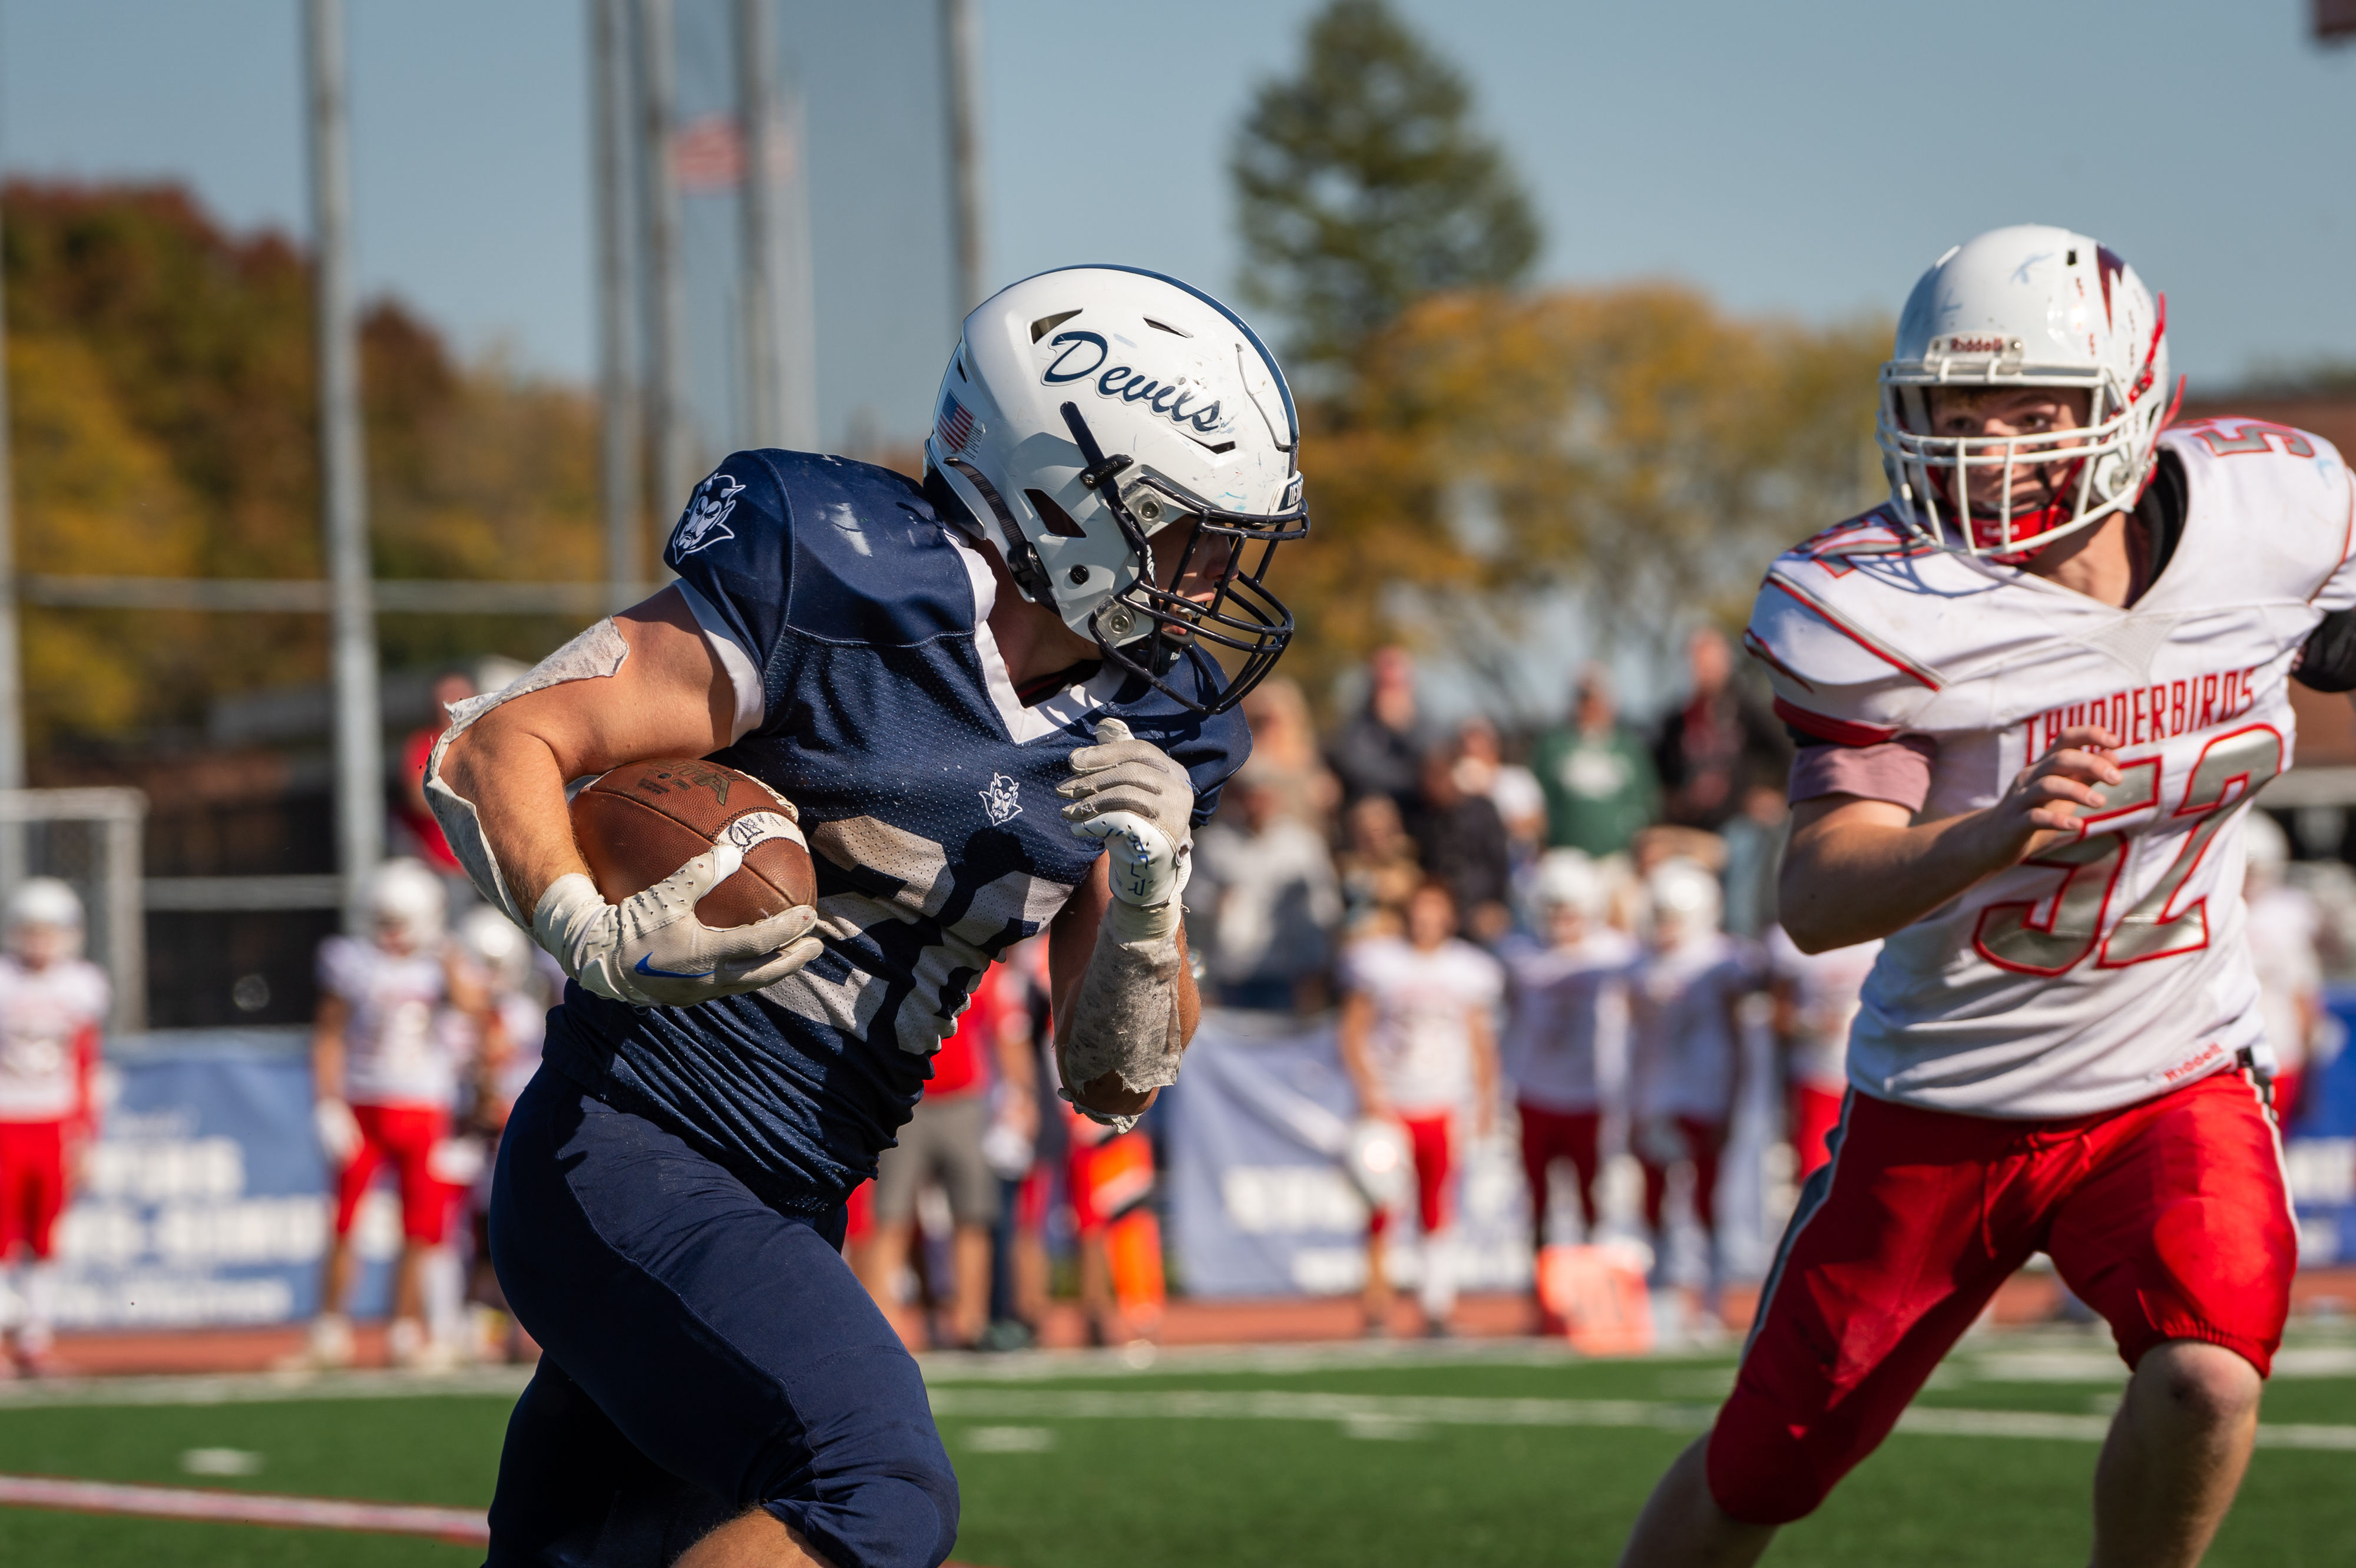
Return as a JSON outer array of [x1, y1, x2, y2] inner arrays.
[[1234, 1, 1885, 712], [3, 180, 601, 765]]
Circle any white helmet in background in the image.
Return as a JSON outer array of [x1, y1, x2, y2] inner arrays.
[[2244, 811, 2291, 891], [366, 858, 446, 950], [925, 265, 1309, 714], [4, 878, 85, 961], [457, 904, 532, 992], [1532, 849, 1608, 921], [1877, 224, 2178, 562], [1643, 858, 1722, 943]]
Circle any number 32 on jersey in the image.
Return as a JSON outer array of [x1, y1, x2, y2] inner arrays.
[[1973, 725, 2281, 976]]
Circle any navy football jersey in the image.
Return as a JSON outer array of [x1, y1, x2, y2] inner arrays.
[[541, 451, 1249, 1215]]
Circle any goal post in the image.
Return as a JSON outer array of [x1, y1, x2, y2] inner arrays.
[[0, 786, 148, 1033]]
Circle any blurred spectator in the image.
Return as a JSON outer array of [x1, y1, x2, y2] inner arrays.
[[2244, 813, 2323, 1127], [1719, 783, 1791, 939], [1628, 859, 1762, 1294], [1337, 881, 1501, 1336], [1455, 716, 1546, 857], [1239, 676, 1342, 826], [1191, 763, 1342, 1012], [1408, 743, 1514, 942], [856, 962, 1033, 1349], [1331, 646, 1431, 809], [1765, 927, 1880, 1179], [1533, 665, 1661, 858], [0, 879, 108, 1376], [1653, 628, 1791, 830], [299, 859, 487, 1371], [395, 669, 478, 881], [1499, 854, 1635, 1282], [1336, 794, 1422, 940]]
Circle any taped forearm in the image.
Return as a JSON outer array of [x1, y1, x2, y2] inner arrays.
[[1057, 898, 1185, 1129], [424, 617, 631, 925]]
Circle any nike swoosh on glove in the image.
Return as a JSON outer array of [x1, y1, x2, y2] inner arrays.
[[1055, 716, 1194, 908], [532, 842, 823, 1008]]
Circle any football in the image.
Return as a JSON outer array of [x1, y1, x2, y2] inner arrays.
[[568, 758, 817, 928]]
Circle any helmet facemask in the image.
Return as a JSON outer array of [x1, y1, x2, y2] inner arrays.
[[1058, 402, 1308, 715]]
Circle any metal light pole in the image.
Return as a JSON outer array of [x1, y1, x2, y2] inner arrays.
[[305, 0, 382, 931], [0, 177, 26, 895], [639, 0, 693, 517], [734, 0, 780, 449], [594, 0, 643, 610], [941, 0, 987, 315]]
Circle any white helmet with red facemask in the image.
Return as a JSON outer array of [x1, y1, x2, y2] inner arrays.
[[1876, 224, 2179, 562]]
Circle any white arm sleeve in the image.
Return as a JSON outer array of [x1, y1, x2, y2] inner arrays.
[[675, 581, 765, 743]]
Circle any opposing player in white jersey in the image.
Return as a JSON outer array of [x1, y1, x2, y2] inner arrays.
[[1622, 226, 2356, 1568], [1500, 852, 1635, 1262], [1625, 859, 1759, 1285], [1336, 880, 1502, 1335], [0, 881, 108, 1374], [303, 859, 488, 1369], [2240, 813, 2322, 1127], [1762, 927, 1881, 1178]]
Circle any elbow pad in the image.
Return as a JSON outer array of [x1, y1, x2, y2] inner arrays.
[[425, 617, 633, 926]]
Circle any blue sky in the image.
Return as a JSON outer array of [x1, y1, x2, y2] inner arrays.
[[4, 0, 2352, 442]]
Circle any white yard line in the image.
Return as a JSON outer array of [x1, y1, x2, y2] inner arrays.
[[929, 1387, 2356, 1453], [0, 1473, 488, 1544], [0, 1365, 534, 1411]]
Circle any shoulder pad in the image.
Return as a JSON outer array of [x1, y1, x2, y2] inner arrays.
[[1748, 524, 1953, 744]]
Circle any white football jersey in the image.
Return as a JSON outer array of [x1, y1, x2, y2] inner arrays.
[[1765, 928, 1882, 1093], [317, 935, 461, 1110], [1339, 935, 1504, 1115], [1500, 928, 1636, 1114], [2244, 884, 2322, 1076], [0, 957, 108, 1123], [1628, 932, 1761, 1122], [1749, 421, 2356, 1117]]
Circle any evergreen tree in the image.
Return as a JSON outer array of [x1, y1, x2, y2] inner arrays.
[[1232, 0, 1541, 383]]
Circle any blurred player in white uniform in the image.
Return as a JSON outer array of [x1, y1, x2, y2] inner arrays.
[[0, 881, 107, 1375], [1626, 859, 1759, 1285], [1338, 881, 1501, 1335], [303, 859, 487, 1369], [1763, 928, 1881, 1178], [2241, 813, 2322, 1127], [1624, 226, 2356, 1568], [1500, 851, 1634, 1258], [452, 904, 554, 1361]]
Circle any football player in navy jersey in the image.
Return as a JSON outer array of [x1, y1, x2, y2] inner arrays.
[[425, 266, 1304, 1568]]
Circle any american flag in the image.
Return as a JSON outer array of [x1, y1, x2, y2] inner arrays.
[[935, 392, 977, 453]]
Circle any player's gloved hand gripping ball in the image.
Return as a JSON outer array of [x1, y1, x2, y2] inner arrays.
[[1055, 717, 1193, 927], [535, 845, 822, 1008]]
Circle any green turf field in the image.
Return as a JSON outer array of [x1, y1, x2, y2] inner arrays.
[[0, 1329, 2351, 1565]]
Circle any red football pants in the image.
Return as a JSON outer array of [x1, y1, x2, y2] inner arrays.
[[1369, 1113, 1452, 1238], [1640, 1116, 1726, 1234], [1709, 1070, 2295, 1526], [335, 1103, 455, 1246], [0, 1119, 66, 1261], [1789, 1085, 1845, 1179], [1517, 1101, 1601, 1239]]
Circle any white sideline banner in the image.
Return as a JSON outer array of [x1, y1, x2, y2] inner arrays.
[[1165, 1010, 1532, 1298]]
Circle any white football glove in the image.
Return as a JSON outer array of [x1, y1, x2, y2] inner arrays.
[[315, 1097, 363, 1165], [1057, 717, 1194, 910], [532, 842, 823, 1008]]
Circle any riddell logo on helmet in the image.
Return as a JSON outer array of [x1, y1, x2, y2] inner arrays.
[[1941, 336, 2012, 355], [1036, 330, 1233, 436]]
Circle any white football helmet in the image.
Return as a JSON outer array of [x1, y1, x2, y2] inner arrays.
[[457, 904, 532, 992], [1531, 849, 1608, 921], [366, 858, 447, 950], [4, 878, 85, 960], [1643, 858, 1722, 944], [1877, 224, 2179, 561], [924, 265, 1308, 714]]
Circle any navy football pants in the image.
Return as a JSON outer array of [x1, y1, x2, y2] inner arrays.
[[485, 1069, 959, 1568]]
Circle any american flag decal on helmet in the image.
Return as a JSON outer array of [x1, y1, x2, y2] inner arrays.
[[935, 391, 977, 453]]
